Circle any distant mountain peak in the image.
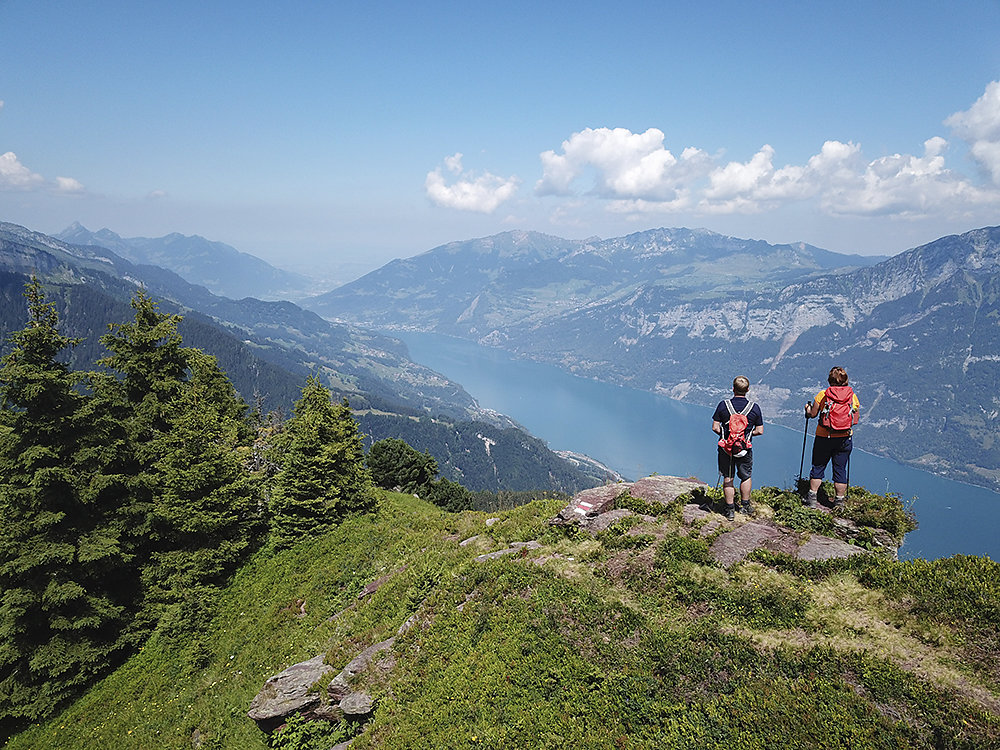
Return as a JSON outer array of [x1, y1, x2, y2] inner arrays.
[[52, 223, 311, 301]]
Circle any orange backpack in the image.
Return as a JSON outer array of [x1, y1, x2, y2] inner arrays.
[[718, 400, 754, 457]]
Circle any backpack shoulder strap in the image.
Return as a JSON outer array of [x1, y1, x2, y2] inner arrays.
[[724, 399, 736, 415], [739, 400, 755, 416]]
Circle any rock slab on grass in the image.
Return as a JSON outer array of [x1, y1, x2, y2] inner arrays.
[[247, 654, 335, 729]]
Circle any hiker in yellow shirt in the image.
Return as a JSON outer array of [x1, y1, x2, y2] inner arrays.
[[804, 366, 859, 508]]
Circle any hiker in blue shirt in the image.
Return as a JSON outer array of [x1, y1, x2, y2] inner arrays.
[[712, 376, 764, 521]]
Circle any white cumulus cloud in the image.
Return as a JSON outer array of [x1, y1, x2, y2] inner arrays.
[[699, 140, 864, 214], [0, 151, 46, 190], [425, 153, 519, 213], [0, 151, 86, 194], [536, 96, 1000, 222], [946, 80, 1000, 185], [536, 127, 712, 202]]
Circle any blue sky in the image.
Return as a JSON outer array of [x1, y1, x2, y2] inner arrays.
[[2, 1, 1000, 277]]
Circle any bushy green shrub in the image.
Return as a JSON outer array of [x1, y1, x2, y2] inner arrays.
[[425, 477, 473, 512], [838, 486, 917, 542], [616, 488, 683, 520], [366, 438, 437, 495], [265, 714, 347, 750]]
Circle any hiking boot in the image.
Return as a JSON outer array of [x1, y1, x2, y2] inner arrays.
[[833, 495, 846, 508], [724, 504, 735, 521], [804, 492, 818, 508], [740, 500, 756, 517]]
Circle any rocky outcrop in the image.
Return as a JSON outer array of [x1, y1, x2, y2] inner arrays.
[[248, 640, 393, 733], [551, 475, 898, 565], [246, 655, 336, 731], [551, 475, 708, 530]]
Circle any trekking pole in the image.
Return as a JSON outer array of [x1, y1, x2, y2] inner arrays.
[[798, 411, 810, 494]]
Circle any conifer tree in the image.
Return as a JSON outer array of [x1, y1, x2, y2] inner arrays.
[[96, 291, 264, 641], [0, 279, 129, 729], [269, 376, 374, 549], [95, 289, 190, 551], [140, 349, 262, 642]]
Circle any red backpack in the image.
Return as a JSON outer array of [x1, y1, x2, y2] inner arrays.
[[819, 386, 858, 432], [718, 400, 754, 457]]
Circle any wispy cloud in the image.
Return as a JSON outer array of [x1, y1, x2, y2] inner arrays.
[[425, 153, 519, 213], [53, 176, 85, 194], [530, 81, 1000, 221]]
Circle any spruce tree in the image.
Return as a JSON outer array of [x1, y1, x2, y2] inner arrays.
[[270, 376, 374, 549], [141, 350, 262, 644], [0, 279, 129, 730], [96, 289, 189, 550], [96, 290, 261, 641]]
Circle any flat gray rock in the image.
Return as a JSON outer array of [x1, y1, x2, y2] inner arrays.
[[340, 692, 374, 716], [797, 534, 866, 561], [711, 522, 793, 567]]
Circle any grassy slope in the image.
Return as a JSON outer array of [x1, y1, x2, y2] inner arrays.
[[10, 489, 999, 750]]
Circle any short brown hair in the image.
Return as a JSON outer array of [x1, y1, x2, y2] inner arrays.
[[828, 366, 848, 386], [733, 376, 750, 395]]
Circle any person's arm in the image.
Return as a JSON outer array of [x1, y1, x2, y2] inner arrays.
[[712, 420, 723, 436], [752, 424, 764, 436], [805, 395, 821, 419]]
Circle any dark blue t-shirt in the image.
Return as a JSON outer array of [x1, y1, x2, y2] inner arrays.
[[712, 396, 763, 439]]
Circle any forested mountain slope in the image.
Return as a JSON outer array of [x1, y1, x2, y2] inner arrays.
[[0, 222, 600, 493]]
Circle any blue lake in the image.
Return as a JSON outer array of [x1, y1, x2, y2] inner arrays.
[[396, 331, 1000, 562]]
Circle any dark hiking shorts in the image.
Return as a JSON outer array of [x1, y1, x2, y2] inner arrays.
[[810, 435, 852, 484], [718, 447, 752, 482]]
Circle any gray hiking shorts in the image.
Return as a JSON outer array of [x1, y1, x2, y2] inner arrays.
[[718, 447, 752, 482]]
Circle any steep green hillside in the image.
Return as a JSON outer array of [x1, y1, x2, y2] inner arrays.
[[11, 488, 997, 749], [357, 412, 612, 492]]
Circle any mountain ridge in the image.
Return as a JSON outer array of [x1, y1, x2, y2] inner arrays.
[[10, 482, 1000, 749], [56, 222, 315, 301], [305, 225, 1000, 491]]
